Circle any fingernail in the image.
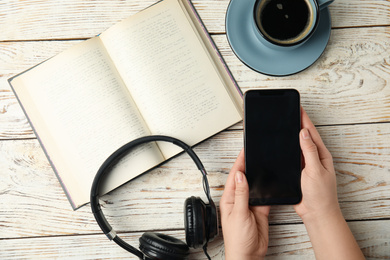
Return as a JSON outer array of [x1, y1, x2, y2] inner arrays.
[[235, 171, 243, 183], [302, 128, 311, 140]]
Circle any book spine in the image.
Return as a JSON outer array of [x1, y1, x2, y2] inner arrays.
[[185, 0, 243, 97], [8, 77, 78, 210]]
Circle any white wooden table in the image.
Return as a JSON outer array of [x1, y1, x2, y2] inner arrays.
[[1, 0, 390, 259]]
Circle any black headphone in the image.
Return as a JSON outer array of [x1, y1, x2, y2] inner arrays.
[[90, 135, 218, 259]]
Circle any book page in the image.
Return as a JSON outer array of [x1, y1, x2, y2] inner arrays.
[[180, 0, 243, 112], [10, 37, 164, 209], [100, 0, 242, 158]]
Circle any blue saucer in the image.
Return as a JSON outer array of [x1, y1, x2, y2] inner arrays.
[[226, 0, 332, 76]]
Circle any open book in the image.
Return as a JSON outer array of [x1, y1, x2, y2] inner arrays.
[[9, 0, 243, 210]]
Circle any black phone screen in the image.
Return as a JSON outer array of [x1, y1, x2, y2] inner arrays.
[[244, 89, 301, 205]]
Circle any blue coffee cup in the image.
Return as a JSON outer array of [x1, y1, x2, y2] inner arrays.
[[252, 0, 333, 50]]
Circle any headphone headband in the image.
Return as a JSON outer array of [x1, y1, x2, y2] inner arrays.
[[90, 135, 213, 259]]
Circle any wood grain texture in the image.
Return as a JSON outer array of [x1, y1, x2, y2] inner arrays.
[[215, 26, 390, 126], [0, 41, 82, 139], [1, 26, 390, 139], [0, 0, 389, 41], [1, 220, 389, 259], [1, 124, 389, 239], [1, 0, 389, 258]]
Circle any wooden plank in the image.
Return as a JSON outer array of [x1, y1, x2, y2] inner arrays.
[[0, 0, 389, 41], [267, 220, 390, 259], [0, 40, 82, 139], [1, 1, 388, 259], [1, 26, 390, 139], [215, 26, 390, 126], [0, 220, 389, 259], [331, 0, 390, 28], [1, 123, 389, 239]]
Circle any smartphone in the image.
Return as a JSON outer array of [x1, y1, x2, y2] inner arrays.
[[244, 89, 302, 205]]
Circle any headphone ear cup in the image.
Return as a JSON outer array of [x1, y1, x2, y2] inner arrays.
[[206, 201, 218, 241], [184, 196, 207, 249], [139, 232, 189, 260]]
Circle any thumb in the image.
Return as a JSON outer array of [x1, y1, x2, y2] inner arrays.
[[300, 128, 321, 169], [233, 171, 250, 213]]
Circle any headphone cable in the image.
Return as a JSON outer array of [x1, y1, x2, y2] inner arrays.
[[203, 243, 211, 260]]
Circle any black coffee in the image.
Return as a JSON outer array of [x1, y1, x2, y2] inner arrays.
[[256, 0, 313, 44]]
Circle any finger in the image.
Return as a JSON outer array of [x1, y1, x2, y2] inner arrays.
[[220, 149, 244, 208], [230, 148, 245, 174], [301, 108, 326, 149], [301, 107, 333, 170], [251, 205, 271, 231], [233, 171, 250, 213], [222, 149, 245, 197], [300, 128, 322, 170], [251, 205, 271, 218]]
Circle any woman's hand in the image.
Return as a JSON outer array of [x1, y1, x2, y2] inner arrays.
[[220, 149, 270, 260], [295, 108, 365, 260], [294, 108, 339, 221]]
